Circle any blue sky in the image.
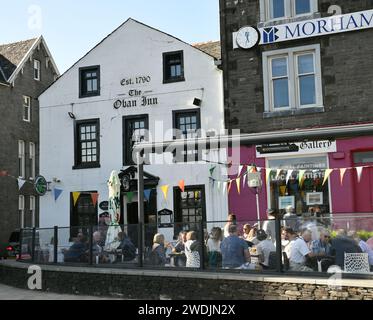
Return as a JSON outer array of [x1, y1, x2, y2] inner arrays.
[[0, 1, 220, 73]]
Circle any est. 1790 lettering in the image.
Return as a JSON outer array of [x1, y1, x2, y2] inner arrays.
[[121, 76, 151, 86]]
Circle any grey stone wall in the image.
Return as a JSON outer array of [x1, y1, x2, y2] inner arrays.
[[220, 0, 373, 133], [0, 42, 56, 249], [1, 262, 373, 300]]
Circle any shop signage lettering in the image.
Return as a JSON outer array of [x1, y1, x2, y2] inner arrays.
[[114, 96, 158, 109], [235, 9, 373, 48], [121, 76, 151, 86], [256, 140, 336, 158], [262, 9, 373, 45]]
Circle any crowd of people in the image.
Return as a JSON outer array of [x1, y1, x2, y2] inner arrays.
[[58, 208, 373, 274]]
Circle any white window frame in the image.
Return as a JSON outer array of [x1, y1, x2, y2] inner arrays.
[[23, 96, 31, 122], [260, 0, 318, 23], [29, 142, 36, 179], [18, 140, 25, 178], [19, 195, 25, 229], [263, 44, 323, 113], [34, 59, 41, 81], [30, 196, 36, 228]]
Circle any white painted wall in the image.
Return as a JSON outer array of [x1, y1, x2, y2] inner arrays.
[[39, 19, 228, 239]]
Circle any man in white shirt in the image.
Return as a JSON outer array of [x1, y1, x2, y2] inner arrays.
[[289, 229, 315, 272], [256, 229, 276, 269], [262, 209, 276, 244]]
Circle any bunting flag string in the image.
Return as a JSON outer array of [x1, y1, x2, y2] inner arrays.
[[17, 178, 26, 190], [322, 169, 334, 186]]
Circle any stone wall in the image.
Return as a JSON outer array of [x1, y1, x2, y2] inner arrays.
[[1, 261, 372, 300], [219, 0, 373, 133]]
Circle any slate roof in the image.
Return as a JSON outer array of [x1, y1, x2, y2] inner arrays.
[[193, 41, 221, 60], [0, 38, 37, 83]]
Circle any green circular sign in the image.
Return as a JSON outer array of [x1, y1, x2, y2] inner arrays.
[[34, 175, 48, 196]]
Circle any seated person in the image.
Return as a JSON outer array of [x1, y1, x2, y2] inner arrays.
[[117, 231, 137, 262], [170, 231, 187, 267], [255, 229, 276, 269], [148, 233, 168, 266], [310, 229, 334, 271], [289, 229, 317, 272], [330, 229, 362, 269], [221, 224, 251, 269], [63, 233, 87, 263]]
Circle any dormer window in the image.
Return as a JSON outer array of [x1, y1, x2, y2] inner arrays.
[[34, 59, 41, 81]]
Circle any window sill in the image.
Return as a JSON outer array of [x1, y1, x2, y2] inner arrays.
[[263, 106, 325, 119], [258, 12, 321, 28], [72, 164, 101, 170], [163, 77, 185, 84], [79, 92, 100, 99]]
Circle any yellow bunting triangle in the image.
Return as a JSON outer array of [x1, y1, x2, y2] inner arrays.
[[227, 181, 232, 194], [276, 169, 282, 180], [340, 168, 347, 186], [266, 169, 272, 184], [236, 178, 241, 194], [323, 169, 334, 186], [72, 192, 81, 207], [160, 185, 169, 200], [298, 170, 306, 187]]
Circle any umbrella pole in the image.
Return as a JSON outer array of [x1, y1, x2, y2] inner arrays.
[[137, 152, 145, 267]]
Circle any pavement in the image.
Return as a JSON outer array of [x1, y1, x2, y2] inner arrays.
[[0, 284, 119, 300]]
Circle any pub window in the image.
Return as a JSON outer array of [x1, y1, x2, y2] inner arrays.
[[70, 192, 98, 229], [30, 196, 36, 228], [79, 66, 100, 98], [263, 44, 323, 113], [18, 140, 25, 178], [23, 96, 31, 122], [123, 115, 149, 166], [74, 119, 100, 169], [34, 59, 41, 81], [29, 142, 36, 179], [174, 186, 206, 236], [163, 51, 184, 83], [19, 195, 25, 229]]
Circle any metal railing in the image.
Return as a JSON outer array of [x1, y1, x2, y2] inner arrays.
[[18, 214, 373, 279]]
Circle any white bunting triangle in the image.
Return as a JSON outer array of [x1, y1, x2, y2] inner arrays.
[[356, 167, 364, 183], [286, 170, 293, 185], [18, 178, 26, 190], [238, 165, 244, 177]]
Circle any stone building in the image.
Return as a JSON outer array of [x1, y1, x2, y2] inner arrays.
[[219, 0, 373, 223], [0, 37, 59, 251]]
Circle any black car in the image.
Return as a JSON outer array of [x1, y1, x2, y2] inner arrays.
[[0, 230, 20, 259]]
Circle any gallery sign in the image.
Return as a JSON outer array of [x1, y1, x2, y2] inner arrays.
[[256, 140, 337, 158], [234, 9, 373, 49]]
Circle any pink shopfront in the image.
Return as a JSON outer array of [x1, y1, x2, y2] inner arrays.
[[228, 136, 373, 222]]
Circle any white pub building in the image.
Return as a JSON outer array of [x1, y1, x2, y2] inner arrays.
[[39, 19, 227, 242]]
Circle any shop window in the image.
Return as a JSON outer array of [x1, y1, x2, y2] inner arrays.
[[263, 44, 323, 113], [163, 51, 184, 83], [267, 156, 330, 214], [74, 119, 100, 169], [353, 151, 373, 164], [79, 66, 100, 98], [70, 192, 98, 228]]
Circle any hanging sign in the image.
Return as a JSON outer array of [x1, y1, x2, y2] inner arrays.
[[34, 175, 48, 196], [234, 9, 373, 48]]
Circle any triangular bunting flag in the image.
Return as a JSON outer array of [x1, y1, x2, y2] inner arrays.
[[126, 192, 134, 203], [54, 188, 63, 201], [178, 180, 185, 192], [209, 166, 216, 177], [339, 168, 347, 186], [72, 192, 81, 207], [266, 169, 272, 184], [236, 178, 241, 194], [144, 189, 152, 202], [276, 169, 282, 180], [91, 193, 99, 207], [322, 169, 334, 186], [238, 165, 244, 177], [222, 182, 227, 195], [161, 185, 169, 200], [227, 181, 233, 194], [17, 178, 26, 190], [286, 170, 293, 185], [356, 167, 364, 183], [243, 172, 247, 188], [298, 170, 306, 186]]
